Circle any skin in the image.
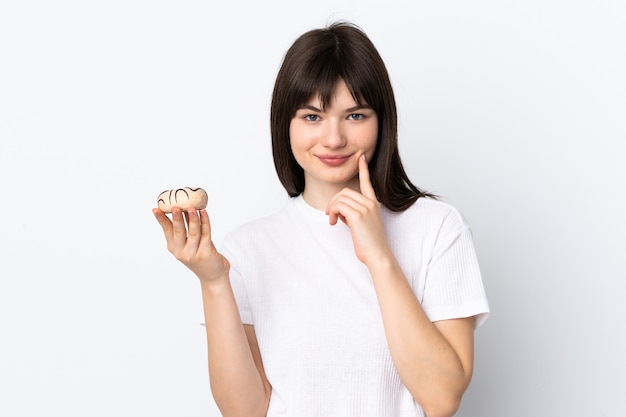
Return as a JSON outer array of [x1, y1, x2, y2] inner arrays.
[[153, 79, 476, 417], [289, 79, 378, 210], [152, 206, 270, 417]]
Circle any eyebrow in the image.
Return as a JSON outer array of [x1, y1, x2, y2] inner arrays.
[[296, 104, 372, 112]]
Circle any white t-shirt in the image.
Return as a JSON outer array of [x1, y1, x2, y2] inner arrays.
[[220, 195, 490, 417]]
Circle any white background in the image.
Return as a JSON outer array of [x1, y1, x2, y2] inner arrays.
[[1, 1, 625, 416]]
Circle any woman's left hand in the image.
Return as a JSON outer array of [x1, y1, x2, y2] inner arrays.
[[326, 155, 392, 266]]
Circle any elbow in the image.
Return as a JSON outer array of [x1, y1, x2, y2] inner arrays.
[[416, 367, 473, 417], [210, 386, 269, 417], [421, 394, 462, 417]]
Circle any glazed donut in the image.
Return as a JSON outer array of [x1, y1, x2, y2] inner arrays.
[[157, 187, 208, 213]]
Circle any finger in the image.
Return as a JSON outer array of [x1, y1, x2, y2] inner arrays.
[[198, 209, 214, 251], [186, 208, 201, 245], [327, 198, 362, 226], [171, 207, 188, 251], [153, 208, 173, 236], [358, 154, 376, 200], [326, 188, 368, 216], [328, 210, 338, 225]]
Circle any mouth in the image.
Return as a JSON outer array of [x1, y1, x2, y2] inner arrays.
[[316, 154, 353, 167]]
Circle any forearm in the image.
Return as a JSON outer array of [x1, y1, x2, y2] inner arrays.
[[368, 255, 471, 417], [200, 277, 269, 417]]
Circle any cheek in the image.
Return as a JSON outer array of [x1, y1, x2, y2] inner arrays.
[[360, 122, 379, 158], [288, 121, 307, 165], [288, 121, 299, 153], [289, 120, 303, 147], [289, 121, 316, 154]]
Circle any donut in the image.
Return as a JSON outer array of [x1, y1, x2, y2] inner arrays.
[[157, 187, 208, 213]]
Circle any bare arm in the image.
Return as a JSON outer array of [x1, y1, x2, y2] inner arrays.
[[153, 207, 270, 416], [326, 156, 475, 417], [368, 257, 474, 417], [201, 279, 271, 416]]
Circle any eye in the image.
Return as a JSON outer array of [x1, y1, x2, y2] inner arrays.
[[305, 114, 320, 122], [348, 113, 365, 120]]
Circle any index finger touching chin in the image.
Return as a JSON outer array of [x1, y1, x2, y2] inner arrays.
[[358, 154, 376, 199]]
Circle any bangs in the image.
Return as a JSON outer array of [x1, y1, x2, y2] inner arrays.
[[291, 58, 367, 112]]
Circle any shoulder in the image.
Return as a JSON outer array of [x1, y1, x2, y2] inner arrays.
[[386, 197, 471, 232]]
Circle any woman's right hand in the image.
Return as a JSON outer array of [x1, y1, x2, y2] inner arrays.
[[153, 207, 230, 283]]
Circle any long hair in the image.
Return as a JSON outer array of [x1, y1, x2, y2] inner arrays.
[[270, 22, 434, 212]]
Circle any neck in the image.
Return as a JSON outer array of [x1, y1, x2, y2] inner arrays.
[[301, 177, 360, 211]]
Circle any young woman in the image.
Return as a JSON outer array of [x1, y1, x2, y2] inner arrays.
[[153, 22, 489, 417]]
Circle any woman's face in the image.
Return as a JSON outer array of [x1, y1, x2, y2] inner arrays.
[[289, 79, 378, 195]]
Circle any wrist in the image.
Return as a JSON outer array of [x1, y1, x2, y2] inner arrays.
[[199, 274, 231, 295], [366, 249, 399, 276]]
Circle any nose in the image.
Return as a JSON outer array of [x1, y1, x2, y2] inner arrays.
[[321, 120, 346, 149]]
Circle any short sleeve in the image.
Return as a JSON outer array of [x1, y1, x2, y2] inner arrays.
[[220, 237, 254, 325], [421, 215, 490, 329]]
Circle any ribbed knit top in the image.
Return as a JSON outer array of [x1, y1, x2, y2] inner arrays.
[[220, 195, 489, 416]]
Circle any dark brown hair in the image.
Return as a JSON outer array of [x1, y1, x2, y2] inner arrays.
[[270, 21, 433, 211]]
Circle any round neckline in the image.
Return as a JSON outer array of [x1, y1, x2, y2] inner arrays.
[[293, 194, 327, 221], [292, 194, 354, 234]]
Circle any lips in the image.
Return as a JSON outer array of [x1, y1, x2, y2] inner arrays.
[[317, 154, 352, 166]]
